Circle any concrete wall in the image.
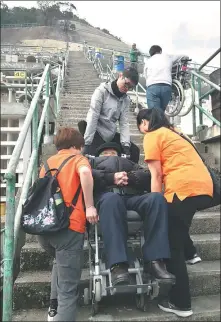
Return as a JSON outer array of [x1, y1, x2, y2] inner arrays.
[[198, 125, 221, 169]]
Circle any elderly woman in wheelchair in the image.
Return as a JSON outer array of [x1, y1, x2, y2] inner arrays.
[[84, 142, 175, 314]]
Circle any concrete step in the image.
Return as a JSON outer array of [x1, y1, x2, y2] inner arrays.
[[57, 110, 137, 117], [12, 295, 221, 321], [21, 232, 220, 272], [13, 261, 220, 310], [57, 115, 138, 122], [65, 73, 97, 76], [62, 88, 98, 93], [60, 98, 92, 103], [57, 110, 138, 119]]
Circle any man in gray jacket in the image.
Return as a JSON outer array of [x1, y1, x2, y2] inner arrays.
[[79, 68, 140, 163]]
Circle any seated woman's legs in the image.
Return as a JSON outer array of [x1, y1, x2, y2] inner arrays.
[[125, 192, 174, 281], [96, 192, 130, 286]]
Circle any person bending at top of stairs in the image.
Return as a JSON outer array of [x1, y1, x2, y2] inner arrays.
[[78, 67, 140, 163]]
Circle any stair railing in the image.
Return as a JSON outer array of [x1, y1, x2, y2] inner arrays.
[[191, 47, 221, 135], [1, 49, 68, 321]]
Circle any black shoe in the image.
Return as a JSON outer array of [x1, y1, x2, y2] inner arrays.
[[144, 260, 175, 283], [158, 299, 193, 317], [111, 263, 130, 287], [47, 299, 58, 321]]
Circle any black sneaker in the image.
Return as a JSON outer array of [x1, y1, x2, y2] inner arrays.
[[47, 299, 58, 321], [158, 299, 193, 317], [111, 263, 130, 287]]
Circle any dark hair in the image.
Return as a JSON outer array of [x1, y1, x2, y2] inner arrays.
[[136, 108, 173, 132], [123, 67, 139, 86], [149, 45, 162, 57], [54, 127, 85, 150]]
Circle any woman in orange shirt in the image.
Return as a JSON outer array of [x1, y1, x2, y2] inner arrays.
[[137, 108, 213, 318]]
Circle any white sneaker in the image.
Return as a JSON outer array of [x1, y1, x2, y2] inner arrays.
[[47, 307, 57, 321], [186, 253, 202, 265], [158, 300, 193, 317]]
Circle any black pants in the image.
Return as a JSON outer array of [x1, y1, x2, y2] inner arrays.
[[96, 192, 171, 268], [166, 194, 212, 309], [78, 120, 140, 163]]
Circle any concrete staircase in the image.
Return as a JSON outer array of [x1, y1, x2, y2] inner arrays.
[[12, 51, 220, 321]]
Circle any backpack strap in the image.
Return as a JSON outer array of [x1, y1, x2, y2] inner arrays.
[[44, 161, 50, 174], [44, 155, 76, 177], [57, 155, 76, 172], [71, 184, 81, 206]]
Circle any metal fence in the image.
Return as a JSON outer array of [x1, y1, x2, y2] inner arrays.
[[1, 49, 69, 322], [0, 23, 44, 28]]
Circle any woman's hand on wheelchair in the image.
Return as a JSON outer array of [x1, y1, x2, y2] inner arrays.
[[86, 206, 99, 225]]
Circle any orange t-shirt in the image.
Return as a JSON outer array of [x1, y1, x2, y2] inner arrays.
[[143, 127, 213, 203], [39, 150, 91, 233]]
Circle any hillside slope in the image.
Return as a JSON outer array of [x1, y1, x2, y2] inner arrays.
[[1, 22, 130, 52]]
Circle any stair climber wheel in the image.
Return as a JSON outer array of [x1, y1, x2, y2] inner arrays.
[[178, 79, 195, 117], [165, 79, 184, 117]]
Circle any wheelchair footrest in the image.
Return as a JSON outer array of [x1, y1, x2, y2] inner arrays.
[[106, 283, 152, 291]]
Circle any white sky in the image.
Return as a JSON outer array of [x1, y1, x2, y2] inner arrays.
[[4, 0, 221, 66]]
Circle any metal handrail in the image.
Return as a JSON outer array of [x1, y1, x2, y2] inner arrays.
[[191, 70, 221, 92], [2, 49, 69, 322], [190, 48, 221, 134], [198, 48, 221, 71], [194, 103, 221, 127]]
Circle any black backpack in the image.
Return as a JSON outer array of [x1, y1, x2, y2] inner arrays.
[[21, 155, 81, 235]]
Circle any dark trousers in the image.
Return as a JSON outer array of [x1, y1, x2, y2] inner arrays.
[[78, 120, 140, 163], [166, 194, 212, 309], [96, 192, 171, 268], [38, 229, 84, 321], [130, 62, 138, 71]]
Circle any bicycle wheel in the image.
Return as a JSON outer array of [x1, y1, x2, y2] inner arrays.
[[178, 80, 195, 117], [165, 79, 184, 117]]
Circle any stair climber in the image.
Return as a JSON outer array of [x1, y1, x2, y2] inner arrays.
[[12, 49, 220, 321]]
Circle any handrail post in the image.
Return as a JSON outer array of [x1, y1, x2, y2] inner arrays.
[[44, 70, 50, 143], [2, 174, 16, 322], [31, 71, 38, 183], [32, 104, 38, 183], [136, 85, 138, 113], [198, 77, 203, 126], [191, 74, 197, 136]]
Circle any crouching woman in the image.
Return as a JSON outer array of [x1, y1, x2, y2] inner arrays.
[[137, 108, 213, 318]]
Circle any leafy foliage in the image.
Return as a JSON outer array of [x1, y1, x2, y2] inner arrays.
[[0, 1, 122, 41], [0, 1, 76, 25]]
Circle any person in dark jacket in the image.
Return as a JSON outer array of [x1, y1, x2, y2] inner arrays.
[[88, 142, 175, 287]]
